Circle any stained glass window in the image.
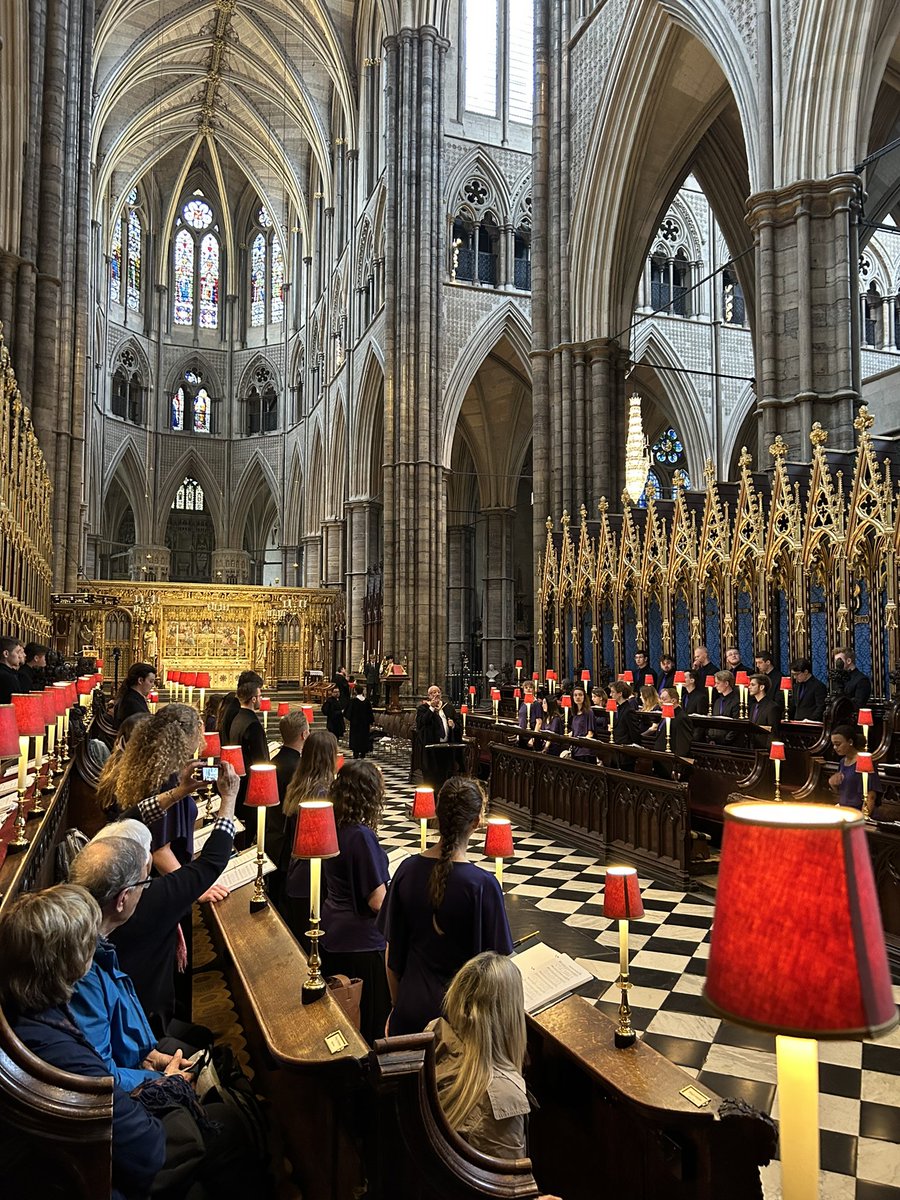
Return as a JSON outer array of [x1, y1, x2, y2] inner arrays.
[[271, 239, 285, 324], [173, 229, 194, 325], [637, 470, 662, 508], [258, 206, 272, 228], [193, 387, 211, 433], [127, 187, 138, 205], [110, 219, 122, 303], [126, 209, 142, 311], [174, 477, 205, 511], [652, 428, 684, 465], [198, 234, 219, 329], [251, 232, 266, 327], [171, 387, 185, 431], [183, 199, 213, 230]]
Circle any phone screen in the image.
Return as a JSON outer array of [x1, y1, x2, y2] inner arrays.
[[201, 765, 220, 782]]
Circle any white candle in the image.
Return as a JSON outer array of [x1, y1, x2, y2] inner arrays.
[[420, 818, 428, 852], [775, 1035, 819, 1200], [618, 919, 629, 979], [496, 857, 504, 886], [33, 734, 44, 779], [310, 858, 322, 922], [47, 721, 56, 756], [256, 805, 266, 855], [665, 716, 671, 751], [17, 736, 28, 793]]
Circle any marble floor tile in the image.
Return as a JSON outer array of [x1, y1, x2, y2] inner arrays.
[[630, 949, 692, 973], [536, 897, 585, 914], [702, 1042, 778, 1084], [862, 1071, 900, 1106], [530, 868, 581, 882], [770, 1090, 861, 1136], [857, 1137, 900, 1188], [575, 957, 622, 982], [509, 883, 557, 898], [594, 929, 651, 951], [645, 1009, 721, 1042], [819, 1041, 864, 1069], [563, 913, 610, 931], [552, 879, 602, 894], [672, 972, 706, 995], [600, 982, 670, 1011], [644, 922, 708, 942], [759, 1162, 856, 1200], [641, 888, 688, 901]]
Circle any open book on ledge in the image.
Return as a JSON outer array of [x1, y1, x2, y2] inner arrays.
[[511, 940, 593, 1014], [214, 845, 276, 892]]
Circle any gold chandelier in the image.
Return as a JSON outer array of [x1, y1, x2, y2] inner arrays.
[[624, 393, 650, 504]]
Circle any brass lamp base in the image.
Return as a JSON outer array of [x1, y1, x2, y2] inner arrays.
[[7, 793, 30, 852], [249, 852, 268, 912], [302, 924, 327, 1004], [614, 976, 637, 1048], [203, 784, 214, 825]]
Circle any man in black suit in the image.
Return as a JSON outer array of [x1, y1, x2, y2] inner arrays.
[[0, 636, 26, 703], [229, 678, 269, 824], [609, 681, 642, 745], [747, 674, 780, 729], [416, 685, 461, 789], [789, 658, 828, 722], [681, 668, 709, 716], [19, 643, 49, 693], [332, 666, 351, 715], [754, 650, 781, 699], [708, 670, 740, 744], [657, 653, 677, 694], [833, 647, 872, 710], [632, 648, 657, 689], [654, 688, 695, 758], [218, 670, 264, 744]]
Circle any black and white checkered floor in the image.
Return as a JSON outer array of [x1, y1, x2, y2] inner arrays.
[[371, 752, 900, 1200]]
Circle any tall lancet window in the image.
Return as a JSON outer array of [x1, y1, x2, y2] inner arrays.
[[171, 193, 222, 331], [463, 0, 534, 124], [110, 187, 144, 310], [248, 205, 286, 329]]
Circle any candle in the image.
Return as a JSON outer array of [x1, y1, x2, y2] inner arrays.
[[460, 703, 468, 735], [257, 805, 266, 856], [781, 676, 792, 711], [310, 857, 322, 922], [776, 1035, 820, 1200], [619, 919, 629, 979], [17, 734, 28, 793], [705, 675, 715, 707]]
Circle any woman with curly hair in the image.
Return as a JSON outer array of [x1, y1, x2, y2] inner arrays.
[[320, 760, 391, 1043], [377, 776, 513, 1036], [95, 711, 151, 814], [281, 730, 339, 943]]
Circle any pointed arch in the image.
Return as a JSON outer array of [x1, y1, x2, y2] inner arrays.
[[165, 353, 225, 400], [723, 384, 759, 477], [445, 149, 512, 223], [228, 450, 281, 547], [629, 325, 711, 478], [352, 346, 385, 497], [441, 301, 532, 467], [237, 352, 281, 396], [154, 449, 225, 546], [284, 447, 305, 546], [306, 427, 325, 537], [108, 334, 152, 382], [102, 438, 153, 546], [328, 396, 347, 521]]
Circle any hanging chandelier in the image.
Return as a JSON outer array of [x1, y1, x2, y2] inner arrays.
[[624, 394, 650, 504]]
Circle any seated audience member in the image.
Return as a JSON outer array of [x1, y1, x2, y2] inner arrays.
[[94, 712, 151, 816], [680, 668, 709, 716], [229, 677, 269, 821], [708, 671, 740, 743], [631, 648, 657, 689], [747, 673, 780, 729], [568, 684, 597, 761], [692, 645, 719, 678], [653, 687, 695, 759], [320, 760, 391, 1044], [348, 681, 376, 760], [216, 670, 264, 743], [378, 776, 513, 1036], [657, 654, 676, 693], [833, 647, 872, 710], [322, 683, 347, 740], [281, 729, 340, 939], [539, 696, 565, 753], [517, 684, 542, 747], [753, 650, 781, 698], [828, 725, 878, 815], [0, 635, 26, 702], [112, 662, 156, 727], [0, 884, 167, 1198], [267, 709, 309, 903], [18, 642, 49, 692], [789, 657, 828, 722], [78, 762, 239, 1035]]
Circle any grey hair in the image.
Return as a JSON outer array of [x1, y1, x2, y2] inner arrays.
[[91, 818, 152, 857], [68, 837, 149, 908]]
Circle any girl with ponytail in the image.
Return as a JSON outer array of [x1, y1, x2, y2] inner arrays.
[[377, 776, 513, 1036]]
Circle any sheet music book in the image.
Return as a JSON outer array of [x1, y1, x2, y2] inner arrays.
[[215, 845, 276, 892], [511, 940, 593, 1014], [194, 818, 244, 853]]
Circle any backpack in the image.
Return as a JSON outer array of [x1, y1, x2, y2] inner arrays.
[[56, 828, 90, 880]]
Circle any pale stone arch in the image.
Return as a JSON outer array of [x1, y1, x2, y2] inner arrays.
[[629, 326, 711, 482], [284, 448, 305, 545], [353, 347, 386, 496], [570, 2, 753, 340], [327, 395, 348, 520], [440, 300, 532, 468], [102, 438, 153, 546], [108, 334, 152, 383], [228, 450, 281, 547], [858, 242, 891, 297], [305, 425, 326, 537], [236, 353, 281, 397], [652, 192, 704, 264], [154, 449, 225, 546], [723, 383, 759, 477], [165, 353, 225, 401], [446, 150, 512, 225]]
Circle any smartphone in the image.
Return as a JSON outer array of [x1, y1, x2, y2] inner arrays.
[[201, 765, 220, 782]]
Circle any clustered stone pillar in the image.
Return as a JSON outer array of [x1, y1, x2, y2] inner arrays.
[[747, 174, 859, 452], [480, 508, 516, 676], [381, 25, 448, 694], [345, 500, 377, 670], [446, 522, 475, 670]]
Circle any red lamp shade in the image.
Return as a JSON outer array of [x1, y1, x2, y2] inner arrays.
[[245, 763, 280, 807], [515, 659, 523, 669], [336, 753, 344, 771], [76, 676, 93, 695], [42, 687, 58, 726], [0, 704, 20, 757], [258, 697, 271, 712], [195, 672, 211, 689], [546, 670, 557, 681], [490, 687, 500, 700], [662, 703, 675, 720], [514, 688, 521, 699], [484, 817, 514, 859], [603, 867, 644, 920], [95, 658, 103, 669], [181, 672, 197, 687], [581, 670, 591, 682], [858, 708, 874, 726], [52, 682, 70, 715], [705, 675, 716, 688], [735, 671, 750, 687], [292, 800, 339, 859], [202, 730, 221, 758], [302, 705, 314, 724], [412, 786, 436, 819], [469, 685, 477, 695], [63, 682, 77, 707], [460, 704, 468, 715], [780, 676, 792, 691], [856, 752, 875, 774], [705, 802, 897, 1037], [560, 695, 572, 709], [166, 671, 175, 683], [171, 671, 181, 683], [605, 698, 617, 712], [219, 745, 246, 776], [769, 740, 786, 761], [532, 673, 539, 682], [644, 674, 655, 685], [622, 671, 633, 683], [92, 673, 102, 688], [674, 670, 686, 684], [277, 701, 290, 717], [12, 692, 45, 736]]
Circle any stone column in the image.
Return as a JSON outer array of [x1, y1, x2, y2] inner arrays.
[[345, 500, 375, 671], [480, 508, 515, 676], [381, 24, 448, 694], [747, 174, 859, 452], [129, 545, 171, 583], [321, 519, 344, 585], [446, 522, 474, 669], [211, 550, 250, 585], [301, 535, 322, 588]]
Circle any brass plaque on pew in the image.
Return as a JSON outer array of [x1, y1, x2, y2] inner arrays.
[[325, 1030, 350, 1055]]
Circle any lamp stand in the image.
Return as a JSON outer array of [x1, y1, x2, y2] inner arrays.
[[31, 735, 47, 812], [665, 719, 671, 753], [775, 1035, 819, 1200], [774, 758, 782, 801], [203, 782, 215, 825], [495, 856, 503, 885], [249, 807, 268, 912], [614, 918, 637, 1048], [419, 818, 427, 851], [302, 920, 327, 1004], [7, 786, 29, 852]]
